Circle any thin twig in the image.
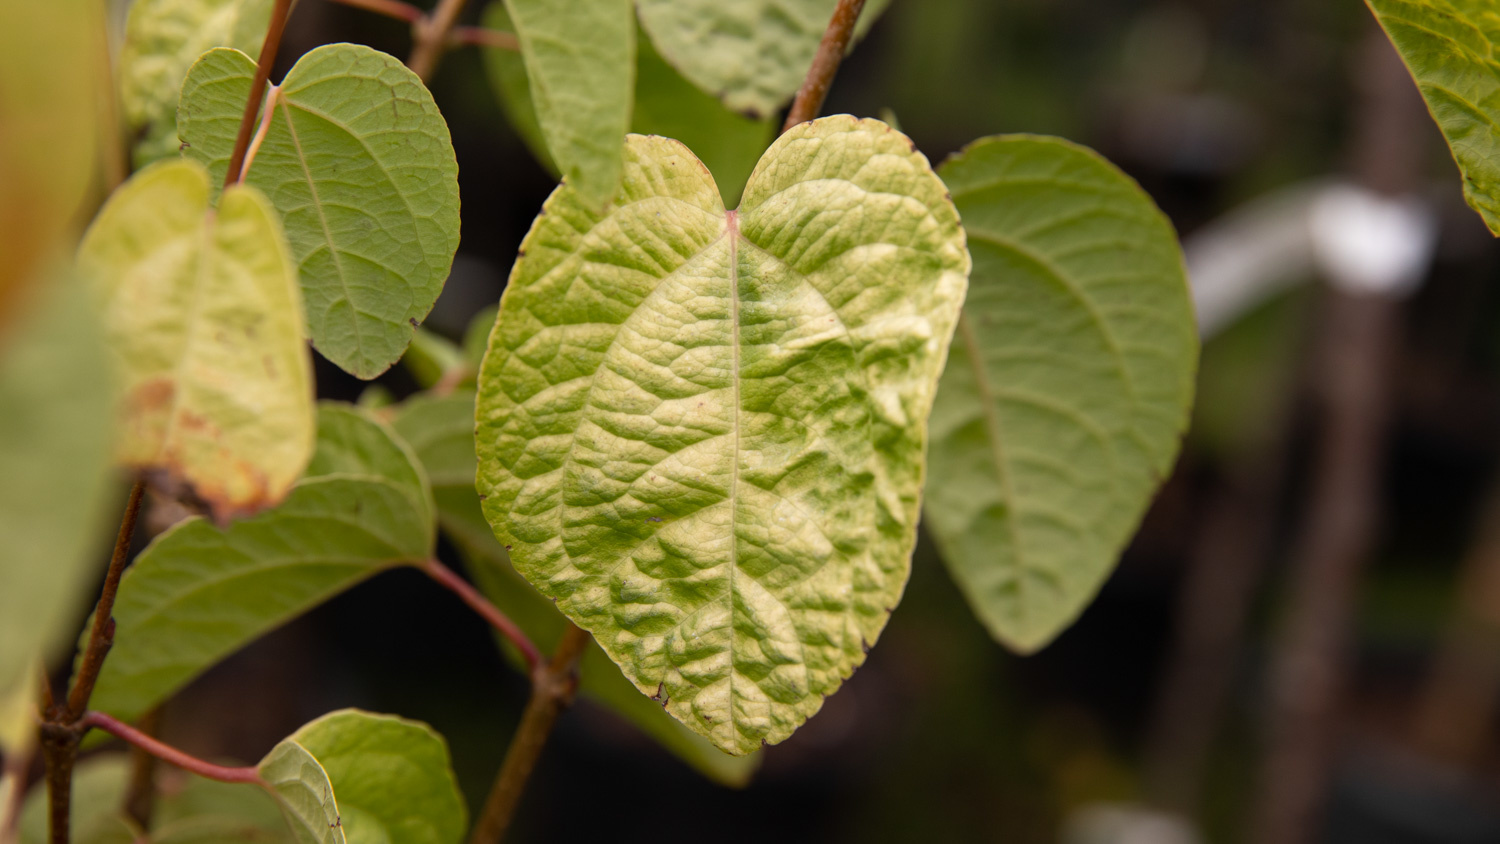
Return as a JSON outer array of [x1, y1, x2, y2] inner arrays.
[[422, 561, 542, 675], [448, 26, 519, 52], [225, 0, 294, 189], [407, 0, 471, 82], [782, 0, 869, 131], [239, 87, 281, 181], [468, 625, 592, 844], [122, 709, 162, 830], [80, 713, 262, 786], [65, 480, 145, 721], [323, 0, 423, 23]]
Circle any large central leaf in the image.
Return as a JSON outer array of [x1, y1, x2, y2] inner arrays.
[[476, 116, 969, 755]]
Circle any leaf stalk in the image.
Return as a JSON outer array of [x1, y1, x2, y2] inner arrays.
[[225, 0, 294, 190], [782, 0, 869, 132]]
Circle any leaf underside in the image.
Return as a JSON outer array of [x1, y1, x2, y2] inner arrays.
[[926, 135, 1197, 653], [78, 158, 314, 521], [179, 44, 461, 379], [1366, 0, 1500, 235], [257, 741, 344, 844], [475, 116, 969, 755]]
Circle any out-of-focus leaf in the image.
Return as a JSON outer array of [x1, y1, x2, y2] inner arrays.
[[461, 306, 497, 373], [89, 405, 435, 725], [148, 817, 292, 843], [392, 392, 761, 785], [403, 329, 465, 390], [1368, 0, 1500, 235], [178, 44, 461, 378], [0, 0, 102, 329], [118, 0, 271, 167], [154, 773, 290, 838], [926, 135, 1197, 653], [78, 158, 314, 521], [19, 756, 138, 844], [502, 0, 634, 208], [474, 117, 969, 755], [256, 741, 343, 844], [634, 0, 892, 118], [0, 276, 115, 716], [287, 710, 465, 844]]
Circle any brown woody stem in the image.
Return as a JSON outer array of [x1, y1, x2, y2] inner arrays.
[[324, 0, 423, 23], [448, 26, 519, 52], [407, 0, 471, 82], [224, 0, 294, 189], [421, 560, 543, 675], [468, 624, 592, 844], [80, 713, 262, 786], [65, 480, 144, 721], [782, 0, 868, 131]]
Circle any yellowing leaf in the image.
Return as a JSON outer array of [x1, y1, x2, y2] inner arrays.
[[1367, 0, 1500, 234], [475, 116, 969, 755], [119, 0, 272, 167], [178, 44, 461, 379], [78, 158, 314, 520], [927, 136, 1197, 653]]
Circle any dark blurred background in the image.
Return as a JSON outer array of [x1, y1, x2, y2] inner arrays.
[[89, 0, 1500, 841]]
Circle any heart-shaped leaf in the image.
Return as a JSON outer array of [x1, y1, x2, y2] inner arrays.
[[89, 404, 435, 726], [926, 135, 1197, 653], [634, 0, 891, 118], [256, 741, 343, 844], [1367, 0, 1500, 235], [118, 0, 271, 167], [78, 158, 314, 521], [475, 116, 969, 755], [178, 44, 461, 379]]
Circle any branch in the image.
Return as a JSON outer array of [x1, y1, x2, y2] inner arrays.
[[80, 713, 262, 786], [65, 480, 145, 721], [225, 0, 294, 189], [782, 0, 869, 132], [323, 0, 423, 23], [407, 0, 471, 82], [447, 26, 519, 52], [422, 561, 542, 675], [468, 624, 591, 844]]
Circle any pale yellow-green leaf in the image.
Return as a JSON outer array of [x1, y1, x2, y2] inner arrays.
[[118, 0, 271, 167], [475, 116, 969, 755], [77, 158, 314, 520], [926, 135, 1197, 653], [0, 671, 37, 758], [257, 741, 344, 844], [1367, 0, 1500, 234]]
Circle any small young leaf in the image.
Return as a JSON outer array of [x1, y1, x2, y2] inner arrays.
[[256, 741, 344, 844], [78, 158, 315, 521], [392, 393, 760, 785], [0, 276, 115, 710], [475, 116, 969, 755], [286, 710, 466, 844], [1367, 0, 1500, 234], [634, 0, 891, 118], [118, 0, 271, 167], [927, 135, 1197, 653], [89, 405, 435, 726], [19, 756, 138, 844], [502, 0, 635, 208], [178, 44, 461, 379]]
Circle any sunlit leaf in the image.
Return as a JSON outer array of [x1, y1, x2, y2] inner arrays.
[[178, 44, 461, 378], [256, 741, 343, 844], [475, 117, 969, 754], [19, 756, 138, 844], [634, 0, 891, 118], [118, 0, 271, 167], [926, 135, 1196, 653], [89, 405, 435, 726], [286, 710, 465, 844], [392, 393, 760, 784], [502, 0, 634, 208], [0, 276, 116, 712], [1367, 0, 1500, 235], [78, 158, 314, 520]]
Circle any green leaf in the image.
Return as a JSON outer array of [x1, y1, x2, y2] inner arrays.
[[178, 44, 462, 378], [927, 135, 1197, 653], [148, 817, 293, 843], [89, 405, 435, 726], [0, 276, 116, 713], [118, 0, 271, 168], [403, 328, 466, 390], [475, 116, 969, 755], [256, 741, 344, 844], [19, 756, 138, 844], [286, 710, 466, 844], [1367, 0, 1500, 234], [634, 0, 892, 118], [481, 14, 773, 207], [153, 773, 291, 840], [502, 0, 635, 208], [78, 158, 315, 521], [391, 393, 760, 785]]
